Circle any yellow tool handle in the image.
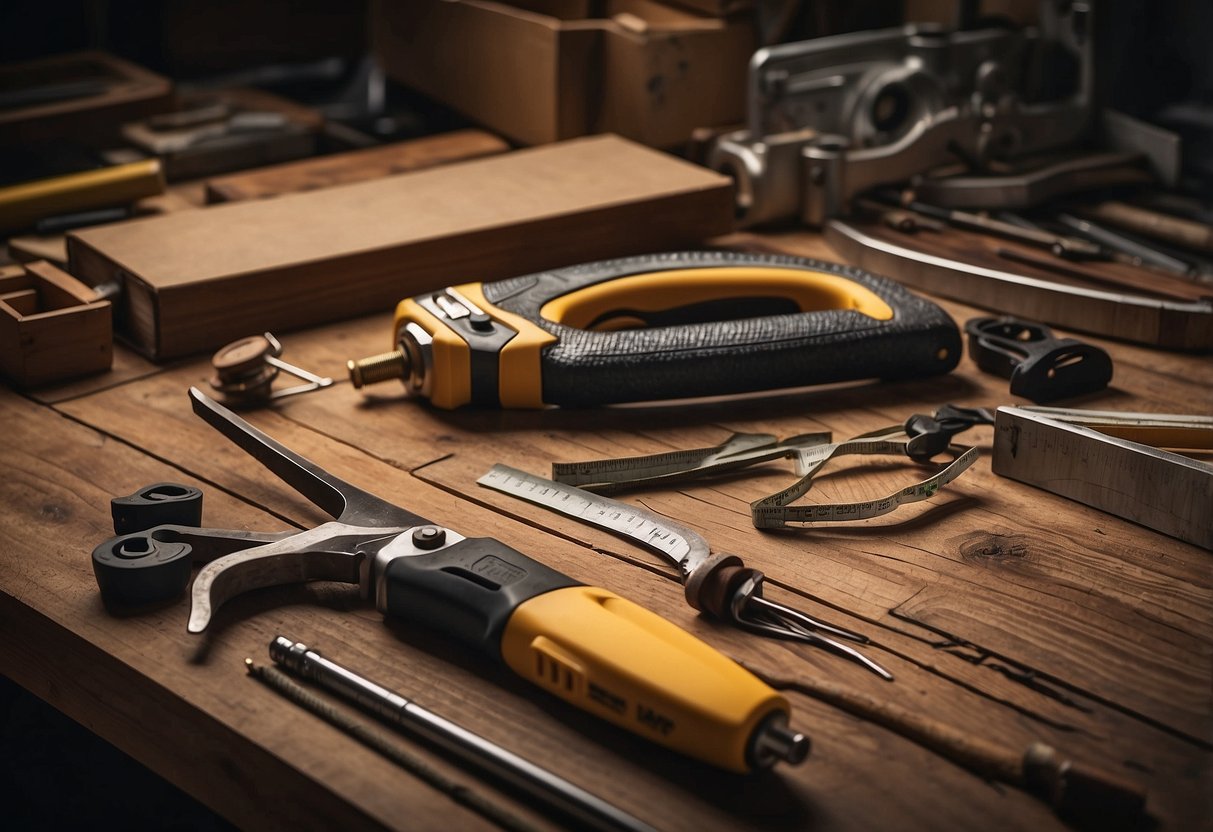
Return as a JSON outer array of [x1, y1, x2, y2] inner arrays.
[[0, 158, 165, 233], [500, 585, 790, 773]]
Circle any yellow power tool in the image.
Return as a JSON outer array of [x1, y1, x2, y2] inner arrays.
[[348, 251, 961, 408], [92, 389, 809, 773]]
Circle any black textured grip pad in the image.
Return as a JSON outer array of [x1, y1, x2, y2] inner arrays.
[[482, 251, 960, 407]]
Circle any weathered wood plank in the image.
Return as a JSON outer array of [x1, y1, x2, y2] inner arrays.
[[23, 379, 1084, 832], [48, 297, 1212, 829], [0, 389, 528, 831]]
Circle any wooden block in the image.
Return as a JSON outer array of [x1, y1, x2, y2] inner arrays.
[[7, 234, 70, 267], [0, 51, 173, 149], [0, 261, 112, 386], [66, 134, 734, 360], [204, 129, 511, 203]]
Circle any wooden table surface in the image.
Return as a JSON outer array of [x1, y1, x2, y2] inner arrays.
[[1, 227, 1210, 831]]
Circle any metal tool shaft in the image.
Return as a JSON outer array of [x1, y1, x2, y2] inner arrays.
[[269, 637, 656, 832]]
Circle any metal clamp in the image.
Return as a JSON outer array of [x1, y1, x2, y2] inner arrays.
[[709, 1, 1094, 227], [209, 332, 333, 407]]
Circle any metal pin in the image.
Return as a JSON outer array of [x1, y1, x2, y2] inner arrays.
[[735, 590, 895, 682], [268, 637, 657, 832]]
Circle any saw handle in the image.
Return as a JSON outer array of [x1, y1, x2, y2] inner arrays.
[[481, 252, 960, 407], [380, 536, 791, 773]]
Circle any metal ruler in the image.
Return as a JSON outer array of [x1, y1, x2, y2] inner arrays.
[[478, 464, 709, 580], [992, 407, 1213, 550]]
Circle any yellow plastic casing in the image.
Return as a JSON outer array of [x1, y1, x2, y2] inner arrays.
[[391, 284, 556, 409], [391, 296, 473, 409], [454, 282, 556, 408], [539, 266, 895, 329], [500, 585, 789, 773]]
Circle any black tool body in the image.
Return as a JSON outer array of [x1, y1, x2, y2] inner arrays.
[[482, 252, 960, 406]]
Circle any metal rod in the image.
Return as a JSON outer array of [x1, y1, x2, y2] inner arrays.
[[1055, 213, 1194, 275], [745, 598, 895, 682], [268, 637, 656, 832], [247, 660, 541, 832]]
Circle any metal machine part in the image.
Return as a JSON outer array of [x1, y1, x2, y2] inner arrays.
[[709, 2, 1095, 226], [209, 332, 333, 407]]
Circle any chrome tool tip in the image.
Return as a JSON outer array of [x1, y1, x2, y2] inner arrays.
[[268, 636, 313, 675], [750, 714, 811, 768]]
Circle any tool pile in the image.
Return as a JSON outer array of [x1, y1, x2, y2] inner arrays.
[[1, 3, 1206, 831]]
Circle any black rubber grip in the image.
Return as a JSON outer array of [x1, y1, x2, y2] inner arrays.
[[482, 251, 961, 406], [382, 537, 579, 662]]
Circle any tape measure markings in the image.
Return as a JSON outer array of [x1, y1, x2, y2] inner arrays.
[[478, 464, 707, 576]]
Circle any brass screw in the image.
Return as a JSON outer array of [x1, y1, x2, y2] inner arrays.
[[347, 349, 408, 388]]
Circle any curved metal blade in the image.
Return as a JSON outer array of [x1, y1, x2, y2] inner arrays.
[[189, 387, 429, 529], [186, 522, 407, 632]]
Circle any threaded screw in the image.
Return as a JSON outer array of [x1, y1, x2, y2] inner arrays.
[[347, 349, 409, 388]]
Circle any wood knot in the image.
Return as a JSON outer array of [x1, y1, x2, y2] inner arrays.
[[40, 503, 70, 523], [959, 532, 1031, 563]]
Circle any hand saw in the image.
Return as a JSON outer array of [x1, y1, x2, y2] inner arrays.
[[346, 251, 961, 408]]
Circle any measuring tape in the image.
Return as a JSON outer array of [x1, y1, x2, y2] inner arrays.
[[551, 425, 980, 530], [992, 407, 1213, 550], [479, 463, 709, 579], [751, 428, 980, 528]]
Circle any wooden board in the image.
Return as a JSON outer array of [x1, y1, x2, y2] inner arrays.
[[204, 129, 511, 203], [2, 211, 1210, 831], [65, 135, 734, 360]]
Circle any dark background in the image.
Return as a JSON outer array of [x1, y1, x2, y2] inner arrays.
[[1, 1, 1207, 828]]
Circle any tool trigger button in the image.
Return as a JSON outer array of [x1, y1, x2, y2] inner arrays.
[[468, 312, 494, 333], [111, 482, 203, 535]]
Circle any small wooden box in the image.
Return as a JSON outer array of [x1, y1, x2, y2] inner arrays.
[[0, 260, 112, 387]]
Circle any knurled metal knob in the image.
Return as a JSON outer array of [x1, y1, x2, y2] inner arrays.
[[347, 349, 409, 388]]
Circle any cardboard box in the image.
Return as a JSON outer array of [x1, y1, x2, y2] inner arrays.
[[372, 0, 755, 148]]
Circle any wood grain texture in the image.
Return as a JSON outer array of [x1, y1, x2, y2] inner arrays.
[[204, 130, 511, 203], [66, 135, 733, 359], [3, 227, 1210, 831]]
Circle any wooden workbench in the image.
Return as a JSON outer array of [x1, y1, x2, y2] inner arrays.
[[1, 229, 1209, 832]]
